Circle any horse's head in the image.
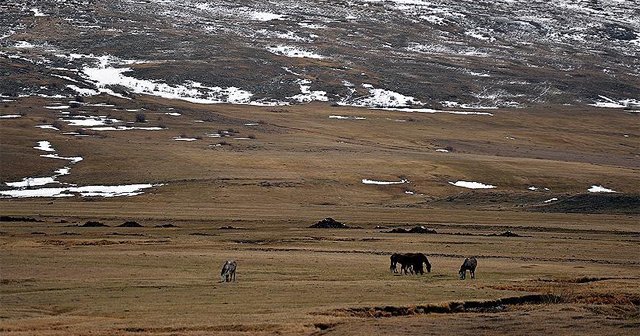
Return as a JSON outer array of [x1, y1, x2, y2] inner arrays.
[[418, 253, 431, 273]]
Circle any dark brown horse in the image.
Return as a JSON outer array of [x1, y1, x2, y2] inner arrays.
[[390, 253, 432, 275], [459, 257, 477, 279]]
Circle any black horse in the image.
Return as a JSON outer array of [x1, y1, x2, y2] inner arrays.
[[459, 257, 477, 279], [390, 253, 432, 275]]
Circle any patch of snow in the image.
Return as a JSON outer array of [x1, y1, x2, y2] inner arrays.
[[89, 126, 163, 131], [61, 116, 120, 127], [435, 149, 449, 153], [45, 105, 70, 110], [36, 125, 60, 130], [288, 79, 328, 103], [362, 178, 409, 185], [298, 22, 326, 29], [249, 100, 291, 106], [6, 176, 59, 188], [267, 45, 325, 59], [528, 186, 538, 191], [34, 141, 55, 152], [251, 12, 286, 21], [51, 74, 80, 83], [449, 181, 496, 189], [165, 112, 181, 116], [173, 137, 198, 141], [377, 107, 493, 116], [346, 84, 421, 108], [40, 154, 83, 164], [589, 96, 640, 109], [66, 85, 101, 96], [544, 198, 559, 203], [588, 185, 616, 193], [31, 8, 47, 17], [14, 41, 35, 49], [82, 57, 253, 104], [0, 114, 21, 119], [329, 115, 366, 120], [0, 184, 161, 198]]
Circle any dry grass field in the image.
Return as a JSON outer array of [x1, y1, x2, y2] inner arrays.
[[1, 96, 639, 335]]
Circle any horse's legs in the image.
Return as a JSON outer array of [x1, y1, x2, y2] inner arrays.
[[470, 269, 475, 279]]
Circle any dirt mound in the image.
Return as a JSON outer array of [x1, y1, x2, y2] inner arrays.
[[155, 223, 178, 228], [0, 216, 42, 222], [81, 221, 109, 227], [490, 231, 522, 237], [532, 194, 640, 214], [310, 218, 349, 229], [118, 221, 143, 227], [386, 226, 437, 234]]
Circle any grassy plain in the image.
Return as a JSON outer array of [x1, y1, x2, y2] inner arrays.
[[1, 96, 639, 335]]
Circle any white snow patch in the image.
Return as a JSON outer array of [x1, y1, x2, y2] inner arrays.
[[362, 178, 409, 185], [435, 149, 449, 153], [377, 107, 493, 116], [173, 137, 198, 141], [298, 22, 326, 29], [67, 85, 101, 96], [589, 96, 640, 109], [34, 141, 55, 152], [0, 114, 21, 119], [329, 115, 366, 120], [449, 181, 496, 189], [345, 84, 421, 108], [165, 112, 181, 116], [45, 105, 70, 110], [40, 154, 83, 164], [544, 198, 559, 203], [251, 12, 286, 21], [267, 46, 325, 59], [588, 185, 616, 193], [0, 184, 161, 198], [31, 8, 47, 17], [82, 57, 253, 104], [89, 126, 163, 131], [61, 116, 120, 127], [36, 125, 60, 130], [14, 41, 35, 49], [288, 79, 328, 103], [528, 186, 538, 191], [249, 100, 291, 106]]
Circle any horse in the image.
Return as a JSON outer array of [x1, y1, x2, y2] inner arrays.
[[220, 260, 237, 282], [390, 253, 432, 275], [459, 257, 477, 279]]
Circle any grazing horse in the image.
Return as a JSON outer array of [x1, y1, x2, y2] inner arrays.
[[220, 260, 237, 282], [459, 257, 477, 280], [390, 253, 432, 275]]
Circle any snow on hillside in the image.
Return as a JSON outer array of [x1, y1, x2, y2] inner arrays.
[[0, 0, 638, 108]]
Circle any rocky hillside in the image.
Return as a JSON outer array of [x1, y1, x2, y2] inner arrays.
[[1, 0, 639, 110]]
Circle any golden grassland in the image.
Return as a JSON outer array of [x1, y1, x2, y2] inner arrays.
[[1, 96, 639, 335]]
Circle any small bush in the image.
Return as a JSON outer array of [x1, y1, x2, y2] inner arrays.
[[135, 113, 146, 123], [52, 120, 64, 130]]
